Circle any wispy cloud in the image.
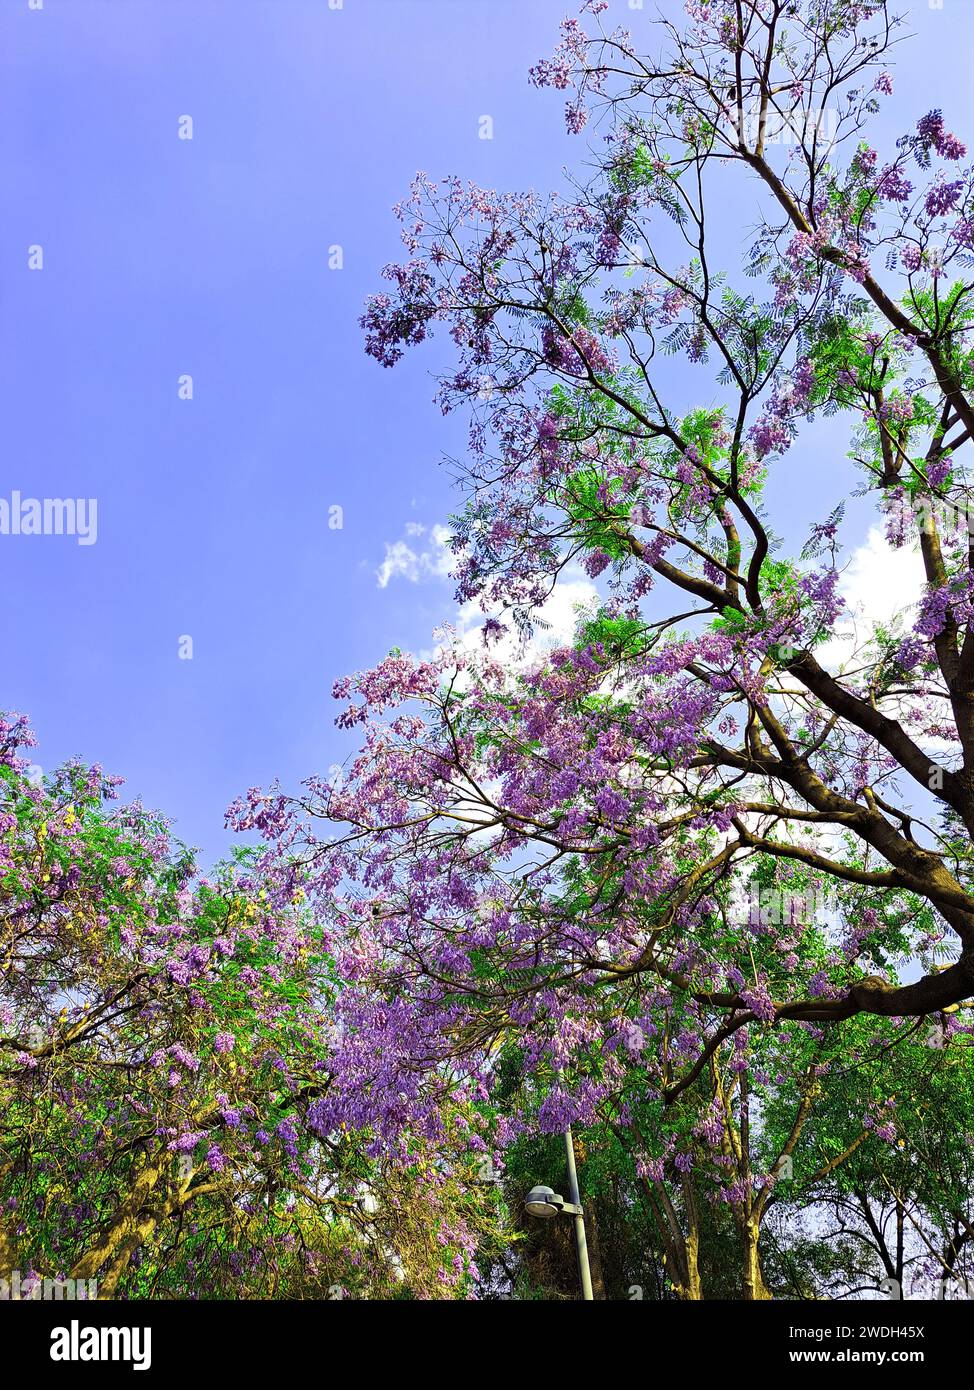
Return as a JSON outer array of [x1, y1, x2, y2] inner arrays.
[[814, 524, 923, 673], [375, 522, 454, 589], [453, 570, 600, 664]]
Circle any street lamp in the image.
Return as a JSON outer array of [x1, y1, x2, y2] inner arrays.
[[524, 1125, 594, 1300], [524, 1185, 565, 1218]]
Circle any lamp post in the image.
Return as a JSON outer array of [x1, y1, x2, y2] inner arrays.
[[524, 1124, 594, 1300]]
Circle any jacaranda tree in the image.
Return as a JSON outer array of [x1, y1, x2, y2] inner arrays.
[[9, 0, 974, 1302], [0, 714, 501, 1299], [228, 0, 974, 1297]]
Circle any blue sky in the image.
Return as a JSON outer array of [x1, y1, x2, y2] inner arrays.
[[2, 0, 972, 865]]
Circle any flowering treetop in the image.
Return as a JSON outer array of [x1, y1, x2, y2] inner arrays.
[[237, 1, 974, 1152]]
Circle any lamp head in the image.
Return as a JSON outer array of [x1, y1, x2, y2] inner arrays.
[[524, 1185, 563, 1219]]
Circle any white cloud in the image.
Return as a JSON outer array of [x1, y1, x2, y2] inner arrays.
[[375, 522, 455, 589], [838, 525, 924, 629], [453, 569, 600, 666], [376, 519, 599, 664], [816, 525, 924, 672], [802, 525, 957, 765]]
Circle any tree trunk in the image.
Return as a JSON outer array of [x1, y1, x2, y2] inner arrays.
[[677, 1225, 704, 1300], [70, 1155, 168, 1289], [743, 1219, 772, 1300]]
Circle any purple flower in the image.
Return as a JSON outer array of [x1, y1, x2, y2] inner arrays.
[[917, 111, 967, 161], [875, 165, 912, 203], [168, 1131, 204, 1153], [206, 1144, 227, 1173], [926, 178, 964, 219], [276, 1118, 299, 1156]]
